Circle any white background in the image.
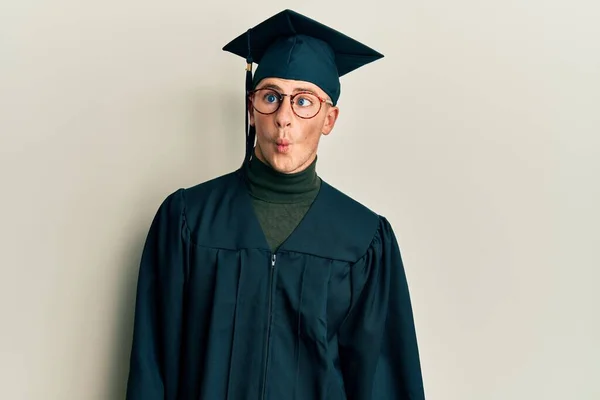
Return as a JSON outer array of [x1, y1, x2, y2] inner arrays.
[[1, 0, 598, 399]]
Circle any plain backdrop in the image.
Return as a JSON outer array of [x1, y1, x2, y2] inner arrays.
[[1, 0, 599, 399]]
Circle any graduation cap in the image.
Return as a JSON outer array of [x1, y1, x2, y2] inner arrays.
[[222, 9, 384, 165]]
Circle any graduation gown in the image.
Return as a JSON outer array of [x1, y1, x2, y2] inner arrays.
[[126, 168, 425, 400]]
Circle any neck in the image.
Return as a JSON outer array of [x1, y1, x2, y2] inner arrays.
[[244, 149, 321, 204]]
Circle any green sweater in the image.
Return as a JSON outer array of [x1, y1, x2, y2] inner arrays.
[[244, 153, 321, 252]]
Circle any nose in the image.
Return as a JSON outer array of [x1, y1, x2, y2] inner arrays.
[[274, 96, 293, 128]]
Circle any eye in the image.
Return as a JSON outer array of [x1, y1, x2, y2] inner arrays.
[[263, 92, 279, 104], [296, 95, 314, 107]]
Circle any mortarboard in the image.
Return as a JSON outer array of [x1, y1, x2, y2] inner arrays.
[[222, 9, 384, 165]]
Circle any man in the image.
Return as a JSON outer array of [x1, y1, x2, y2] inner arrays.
[[126, 9, 425, 400]]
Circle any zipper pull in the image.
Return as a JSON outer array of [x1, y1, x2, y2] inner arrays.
[[271, 254, 276, 267]]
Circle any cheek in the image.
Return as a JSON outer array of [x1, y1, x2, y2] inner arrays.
[[303, 119, 325, 141], [253, 112, 272, 131], [295, 124, 323, 155], [253, 117, 273, 149]]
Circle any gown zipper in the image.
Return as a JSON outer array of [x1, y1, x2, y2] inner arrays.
[[261, 253, 277, 400]]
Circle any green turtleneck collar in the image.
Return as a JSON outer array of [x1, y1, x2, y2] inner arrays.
[[244, 150, 321, 204]]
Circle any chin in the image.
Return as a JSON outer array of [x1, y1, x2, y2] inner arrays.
[[267, 156, 296, 174], [256, 142, 305, 173]]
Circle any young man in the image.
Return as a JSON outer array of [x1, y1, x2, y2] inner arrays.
[[126, 9, 425, 400]]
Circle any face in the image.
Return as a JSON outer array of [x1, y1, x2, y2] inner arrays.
[[249, 77, 340, 174]]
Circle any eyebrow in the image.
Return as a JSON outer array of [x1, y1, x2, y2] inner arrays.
[[257, 83, 318, 95]]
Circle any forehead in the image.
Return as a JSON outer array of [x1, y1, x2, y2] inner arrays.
[[255, 77, 327, 96]]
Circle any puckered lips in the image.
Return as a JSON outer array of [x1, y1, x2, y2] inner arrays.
[[275, 138, 291, 154]]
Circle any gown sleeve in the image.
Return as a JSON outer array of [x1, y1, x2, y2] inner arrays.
[[126, 189, 188, 400], [337, 216, 425, 400]]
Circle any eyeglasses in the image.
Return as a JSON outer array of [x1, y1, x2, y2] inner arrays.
[[248, 88, 334, 119]]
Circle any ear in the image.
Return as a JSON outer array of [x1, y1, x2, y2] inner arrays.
[[248, 99, 255, 127], [321, 106, 339, 136]]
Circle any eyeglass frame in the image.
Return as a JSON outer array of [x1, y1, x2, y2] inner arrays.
[[247, 88, 334, 120]]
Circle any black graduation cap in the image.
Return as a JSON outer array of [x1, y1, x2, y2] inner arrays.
[[222, 9, 384, 165]]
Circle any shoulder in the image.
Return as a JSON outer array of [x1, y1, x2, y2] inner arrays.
[[296, 179, 385, 262], [179, 170, 244, 229], [320, 179, 380, 226], [320, 180, 402, 254], [183, 170, 240, 201], [152, 170, 241, 225]]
